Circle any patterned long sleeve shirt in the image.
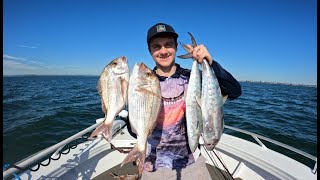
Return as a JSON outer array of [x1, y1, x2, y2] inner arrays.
[[143, 62, 241, 171]]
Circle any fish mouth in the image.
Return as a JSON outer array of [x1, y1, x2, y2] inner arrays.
[[118, 56, 127, 63], [138, 63, 155, 75], [114, 69, 129, 76], [115, 57, 129, 75], [138, 62, 148, 70]]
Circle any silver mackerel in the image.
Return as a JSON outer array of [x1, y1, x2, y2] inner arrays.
[[185, 60, 202, 152], [201, 59, 226, 148], [177, 32, 203, 152], [178, 32, 227, 150]]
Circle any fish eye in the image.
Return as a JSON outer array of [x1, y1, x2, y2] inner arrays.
[[146, 72, 151, 77]]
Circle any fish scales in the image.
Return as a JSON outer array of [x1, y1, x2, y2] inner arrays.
[[121, 63, 161, 177], [201, 59, 224, 147], [185, 60, 202, 152], [89, 56, 129, 142]]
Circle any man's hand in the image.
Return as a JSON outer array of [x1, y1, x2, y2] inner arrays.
[[184, 44, 213, 65]]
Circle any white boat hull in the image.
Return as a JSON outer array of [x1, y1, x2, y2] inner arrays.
[[6, 116, 316, 180]]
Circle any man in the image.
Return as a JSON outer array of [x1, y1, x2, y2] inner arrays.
[[141, 22, 242, 179]]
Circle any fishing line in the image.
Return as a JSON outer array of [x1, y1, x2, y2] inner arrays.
[[211, 149, 235, 180], [203, 147, 230, 180]]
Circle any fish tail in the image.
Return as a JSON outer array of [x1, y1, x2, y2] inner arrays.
[[89, 120, 113, 142], [102, 125, 113, 142], [177, 32, 198, 59], [121, 145, 146, 177]]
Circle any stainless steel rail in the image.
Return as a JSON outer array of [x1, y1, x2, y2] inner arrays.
[[3, 114, 127, 180], [224, 125, 317, 174], [3, 122, 100, 179]]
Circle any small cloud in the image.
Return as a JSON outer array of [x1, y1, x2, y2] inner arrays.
[[3, 54, 47, 74], [3, 54, 44, 65], [29, 60, 45, 65], [3, 53, 100, 76], [4, 60, 39, 70], [19, 45, 38, 49], [4, 60, 24, 66], [3, 54, 27, 61]]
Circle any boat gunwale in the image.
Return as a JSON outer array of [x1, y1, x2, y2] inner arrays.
[[3, 114, 317, 179], [224, 125, 317, 174]]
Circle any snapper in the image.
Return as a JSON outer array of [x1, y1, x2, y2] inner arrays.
[[121, 63, 161, 177], [89, 56, 129, 142]]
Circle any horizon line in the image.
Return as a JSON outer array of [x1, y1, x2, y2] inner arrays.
[[3, 74, 317, 87]]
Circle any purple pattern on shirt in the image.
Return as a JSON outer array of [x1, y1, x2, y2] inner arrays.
[[144, 75, 195, 171]]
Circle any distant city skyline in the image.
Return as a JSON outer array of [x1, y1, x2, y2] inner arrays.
[[3, 0, 317, 85]]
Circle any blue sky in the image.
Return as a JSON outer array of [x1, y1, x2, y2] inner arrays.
[[3, 0, 317, 85]]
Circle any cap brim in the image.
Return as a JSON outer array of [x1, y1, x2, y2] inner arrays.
[[148, 32, 178, 43]]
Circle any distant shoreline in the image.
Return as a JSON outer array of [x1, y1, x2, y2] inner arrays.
[[3, 74, 316, 87], [239, 80, 317, 87], [3, 74, 99, 77]]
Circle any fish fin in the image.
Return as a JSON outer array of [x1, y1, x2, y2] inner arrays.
[[177, 41, 194, 59], [177, 32, 198, 59], [187, 32, 197, 48], [196, 97, 202, 108], [121, 146, 140, 166], [101, 100, 107, 114], [223, 95, 228, 104], [97, 78, 102, 96], [179, 41, 190, 51], [120, 77, 129, 106], [121, 145, 146, 177], [177, 53, 193, 59], [98, 78, 107, 114], [136, 87, 161, 99], [89, 120, 113, 142]]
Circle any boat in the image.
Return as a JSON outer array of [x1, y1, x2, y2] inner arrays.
[[3, 110, 317, 180]]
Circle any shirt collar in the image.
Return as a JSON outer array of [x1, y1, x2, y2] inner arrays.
[[153, 63, 184, 81]]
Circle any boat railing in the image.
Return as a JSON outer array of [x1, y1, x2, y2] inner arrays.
[[3, 113, 317, 179], [224, 125, 317, 174], [3, 110, 129, 180]]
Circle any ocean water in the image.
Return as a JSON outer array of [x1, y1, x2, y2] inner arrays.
[[3, 76, 317, 169]]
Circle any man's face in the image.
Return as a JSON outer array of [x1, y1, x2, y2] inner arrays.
[[149, 36, 177, 69]]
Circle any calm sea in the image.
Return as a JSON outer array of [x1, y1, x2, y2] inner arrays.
[[3, 76, 317, 168]]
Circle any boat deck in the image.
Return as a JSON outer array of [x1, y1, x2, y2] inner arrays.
[[93, 161, 242, 180]]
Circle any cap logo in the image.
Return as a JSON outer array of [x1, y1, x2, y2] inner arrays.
[[156, 25, 166, 32]]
